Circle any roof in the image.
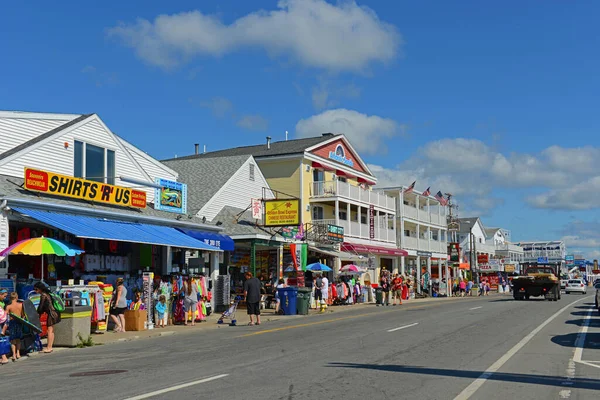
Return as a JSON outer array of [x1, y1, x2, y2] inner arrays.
[[485, 227, 502, 237], [212, 206, 285, 240], [0, 174, 219, 231], [0, 114, 93, 161], [457, 217, 482, 233], [162, 155, 251, 214], [162, 134, 340, 161]]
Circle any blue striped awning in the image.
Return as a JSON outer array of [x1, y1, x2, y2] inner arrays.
[[12, 207, 221, 251]]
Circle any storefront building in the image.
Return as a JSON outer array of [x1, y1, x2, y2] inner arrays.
[[0, 111, 228, 294]]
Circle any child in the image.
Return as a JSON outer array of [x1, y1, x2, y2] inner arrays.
[[4, 293, 24, 361], [0, 304, 8, 365], [155, 295, 167, 328]]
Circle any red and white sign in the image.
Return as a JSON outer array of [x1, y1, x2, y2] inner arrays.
[[251, 199, 263, 220]]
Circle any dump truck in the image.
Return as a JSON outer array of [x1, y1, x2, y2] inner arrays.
[[512, 264, 561, 301]]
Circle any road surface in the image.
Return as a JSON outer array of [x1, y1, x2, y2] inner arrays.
[[3, 294, 600, 399]]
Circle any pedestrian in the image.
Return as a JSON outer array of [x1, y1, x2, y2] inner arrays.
[[183, 278, 199, 326], [485, 281, 491, 296], [459, 279, 466, 297], [391, 274, 403, 305], [466, 279, 473, 296], [380, 275, 390, 306], [243, 272, 262, 325], [4, 293, 23, 361], [314, 273, 324, 310], [155, 295, 167, 328], [321, 274, 329, 311], [0, 303, 8, 365], [0, 289, 7, 308], [109, 277, 128, 332], [34, 281, 60, 353], [274, 279, 286, 314]]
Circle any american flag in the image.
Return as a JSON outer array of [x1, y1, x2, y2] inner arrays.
[[435, 191, 448, 206], [422, 187, 431, 197], [404, 181, 416, 194]]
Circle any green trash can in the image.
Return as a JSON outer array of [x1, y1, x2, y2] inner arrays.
[[53, 305, 92, 347], [375, 287, 383, 305], [296, 287, 312, 315]]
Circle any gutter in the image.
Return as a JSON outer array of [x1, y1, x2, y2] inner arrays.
[[1, 197, 223, 232]]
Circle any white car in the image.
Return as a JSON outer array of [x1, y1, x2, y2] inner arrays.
[[560, 279, 569, 289], [565, 279, 587, 294]]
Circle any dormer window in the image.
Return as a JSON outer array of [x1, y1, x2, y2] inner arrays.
[[74, 140, 115, 184]]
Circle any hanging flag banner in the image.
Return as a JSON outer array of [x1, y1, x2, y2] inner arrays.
[[290, 243, 307, 271]]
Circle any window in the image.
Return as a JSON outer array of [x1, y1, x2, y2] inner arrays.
[[313, 169, 324, 182], [479, 238, 483, 244], [338, 211, 347, 220], [249, 163, 255, 181], [74, 140, 116, 184], [338, 176, 347, 183], [312, 206, 324, 220]]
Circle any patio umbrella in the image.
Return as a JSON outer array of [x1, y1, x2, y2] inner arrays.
[[340, 264, 366, 273], [0, 236, 85, 281], [306, 262, 332, 272]]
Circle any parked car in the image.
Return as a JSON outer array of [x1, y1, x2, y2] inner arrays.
[[595, 282, 600, 312], [565, 279, 587, 294]]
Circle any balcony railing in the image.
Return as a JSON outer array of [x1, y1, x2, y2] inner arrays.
[[401, 204, 447, 227], [312, 218, 395, 244], [311, 181, 395, 211], [401, 235, 447, 254]]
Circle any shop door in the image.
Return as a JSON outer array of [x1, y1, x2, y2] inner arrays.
[[313, 169, 325, 195]]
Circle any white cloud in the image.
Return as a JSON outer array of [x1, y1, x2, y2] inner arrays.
[[107, 0, 401, 72], [295, 108, 398, 155], [311, 81, 361, 110], [199, 97, 234, 118], [527, 176, 600, 210], [237, 115, 269, 132]]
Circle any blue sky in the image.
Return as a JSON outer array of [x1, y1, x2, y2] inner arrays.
[[2, 1, 600, 256]]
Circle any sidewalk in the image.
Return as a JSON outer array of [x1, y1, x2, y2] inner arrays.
[[49, 292, 507, 349]]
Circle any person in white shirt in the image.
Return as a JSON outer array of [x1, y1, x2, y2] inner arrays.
[[321, 275, 329, 311]]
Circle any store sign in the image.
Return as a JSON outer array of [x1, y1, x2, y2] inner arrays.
[[327, 224, 344, 242], [251, 199, 263, 220], [537, 257, 548, 263], [290, 243, 307, 271], [448, 243, 460, 262], [369, 205, 375, 239], [504, 264, 516, 273], [154, 178, 187, 214], [264, 199, 300, 227], [477, 254, 489, 264], [479, 261, 502, 272], [328, 144, 354, 167], [592, 269, 600, 274], [574, 259, 586, 265], [24, 167, 146, 208], [565, 255, 574, 261], [417, 251, 432, 257]]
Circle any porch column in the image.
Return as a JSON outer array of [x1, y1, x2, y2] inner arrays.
[[163, 245, 172, 275], [347, 203, 351, 235], [438, 258, 443, 295], [393, 257, 399, 274], [335, 199, 340, 226], [251, 241, 257, 276], [427, 226, 431, 251], [210, 251, 220, 311], [400, 256, 406, 276], [438, 229, 442, 253], [376, 209, 381, 241], [427, 257, 432, 296], [446, 262, 451, 297], [277, 244, 284, 279], [358, 205, 362, 238], [416, 256, 421, 294]]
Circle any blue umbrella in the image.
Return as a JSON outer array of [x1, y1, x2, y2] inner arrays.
[[306, 262, 332, 272]]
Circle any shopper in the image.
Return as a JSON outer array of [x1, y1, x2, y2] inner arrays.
[[110, 278, 128, 333], [391, 274, 403, 305], [155, 295, 167, 328], [314, 273, 324, 310], [34, 281, 60, 353], [274, 279, 286, 314], [4, 293, 23, 361], [321, 274, 329, 310], [183, 278, 199, 326], [244, 272, 262, 325], [380, 275, 390, 306], [0, 289, 7, 308], [459, 279, 466, 297]]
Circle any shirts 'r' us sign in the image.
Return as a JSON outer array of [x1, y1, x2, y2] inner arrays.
[[24, 167, 147, 208]]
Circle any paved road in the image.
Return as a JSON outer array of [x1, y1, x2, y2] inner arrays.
[[4, 294, 600, 399]]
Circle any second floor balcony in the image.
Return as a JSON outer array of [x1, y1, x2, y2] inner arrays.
[[312, 218, 396, 245], [401, 203, 446, 227], [311, 181, 395, 212], [402, 235, 448, 254]]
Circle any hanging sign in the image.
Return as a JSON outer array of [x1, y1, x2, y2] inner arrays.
[[327, 224, 344, 242], [264, 199, 299, 227], [154, 178, 187, 214], [251, 199, 263, 220], [24, 167, 146, 208], [477, 254, 489, 264], [448, 243, 460, 262], [369, 205, 375, 239], [290, 243, 307, 271]]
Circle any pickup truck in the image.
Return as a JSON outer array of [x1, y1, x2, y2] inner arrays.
[[512, 265, 561, 301]]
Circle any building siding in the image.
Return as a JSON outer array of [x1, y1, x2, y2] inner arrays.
[[121, 141, 178, 183], [310, 139, 367, 174], [0, 116, 159, 202], [200, 157, 273, 222], [258, 159, 301, 199], [0, 117, 73, 155]]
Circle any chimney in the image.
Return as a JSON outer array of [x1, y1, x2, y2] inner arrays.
[[322, 133, 334, 137], [194, 143, 199, 155], [203, 144, 206, 154], [266, 136, 272, 149]]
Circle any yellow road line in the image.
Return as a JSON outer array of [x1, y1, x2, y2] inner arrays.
[[235, 301, 445, 338]]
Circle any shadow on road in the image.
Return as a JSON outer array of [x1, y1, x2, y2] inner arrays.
[[327, 363, 600, 390], [571, 311, 598, 316], [574, 305, 595, 310], [565, 319, 600, 328], [551, 333, 600, 349], [487, 299, 514, 303]]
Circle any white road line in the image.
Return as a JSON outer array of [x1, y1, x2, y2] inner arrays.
[[388, 322, 419, 332], [572, 306, 600, 369], [123, 374, 229, 400], [453, 296, 589, 400], [469, 306, 483, 310]]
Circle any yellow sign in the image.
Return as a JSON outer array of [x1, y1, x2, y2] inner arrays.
[[24, 168, 147, 208], [504, 264, 515, 273], [264, 199, 300, 227]]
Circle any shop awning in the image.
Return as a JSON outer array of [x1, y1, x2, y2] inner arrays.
[[177, 229, 234, 251], [341, 243, 408, 257], [12, 207, 221, 251], [308, 245, 362, 261], [336, 170, 356, 178], [357, 177, 377, 186], [311, 161, 334, 171]]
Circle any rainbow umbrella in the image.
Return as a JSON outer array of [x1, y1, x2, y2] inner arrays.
[[0, 236, 85, 281]]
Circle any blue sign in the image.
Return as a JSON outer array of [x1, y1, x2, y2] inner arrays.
[[328, 144, 354, 167], [565, 255, 574, 261], [537, 257, 548, 263], [154, 178, 187, 214], [574, 259, 586, 265]]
